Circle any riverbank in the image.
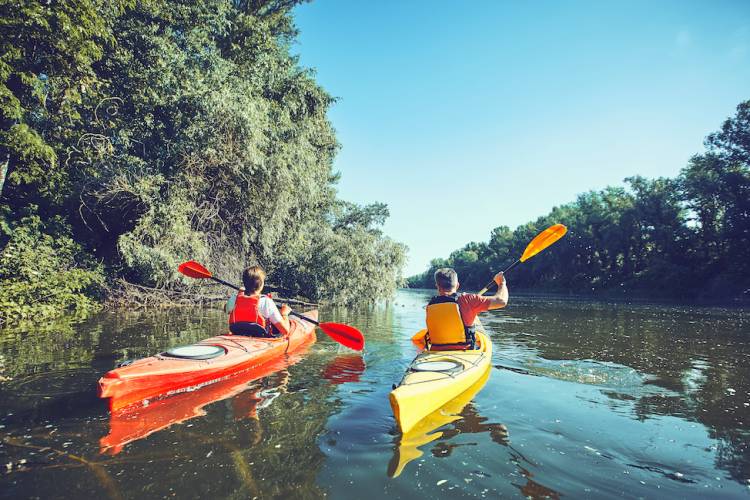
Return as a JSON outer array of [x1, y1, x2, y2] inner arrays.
[[403, 286, 750, 307]]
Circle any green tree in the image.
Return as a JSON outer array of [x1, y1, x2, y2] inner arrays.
[[0, 215, 104, 325], [409, 100, 749, 300], [0, 0, 408, 325], [0, 0, 130, 201]]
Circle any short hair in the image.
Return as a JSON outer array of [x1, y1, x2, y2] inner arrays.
[[434, 268, 458, 291], [242, 266, 266, 293]]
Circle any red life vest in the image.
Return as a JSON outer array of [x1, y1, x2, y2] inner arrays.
[[228, 293, 268, 328]]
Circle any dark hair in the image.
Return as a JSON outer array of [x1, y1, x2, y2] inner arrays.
[[434, 267, 458, 291], [242, 266, 266, 293]]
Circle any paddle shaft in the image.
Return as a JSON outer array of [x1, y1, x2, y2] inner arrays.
[[477, 259, 521, 296], [208, 276, 321, 325]]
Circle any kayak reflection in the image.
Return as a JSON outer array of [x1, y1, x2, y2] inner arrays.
[[100, 344, 366, 455], [387, 368, 508, 478], [100, 340, 314, 455]]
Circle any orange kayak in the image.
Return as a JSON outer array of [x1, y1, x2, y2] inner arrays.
[[100, 340, 314, 454], [98, 310, 318, 412]]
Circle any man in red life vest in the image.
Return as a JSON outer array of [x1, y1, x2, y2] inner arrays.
[[225, 266, 292, 337], [425, 268, 508, 350]]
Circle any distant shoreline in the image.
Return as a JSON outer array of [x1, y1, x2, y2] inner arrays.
[[399, 287, 750, 308]]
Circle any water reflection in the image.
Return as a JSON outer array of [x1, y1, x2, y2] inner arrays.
[[0, 309, 363, 499], [514, 465, 561, 500], [100, 343, 313, 454], [483, 295, 750, 490], [322, 354, 366, 385], [1, 292, 750, 498], [388, 369, 509, 477]]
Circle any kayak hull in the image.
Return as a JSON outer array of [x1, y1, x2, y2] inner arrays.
[[98, 310, 318, 412], [388, 368, 491, 477], [390, 327, 492, 434], [100, 339, 314, 455]]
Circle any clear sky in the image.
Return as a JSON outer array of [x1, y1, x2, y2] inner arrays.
[[292, 0, 750, 277]]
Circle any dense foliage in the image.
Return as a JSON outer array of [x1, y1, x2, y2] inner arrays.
[[408, 101, 750, 300], [0, 215, 104, 323], [0, 0, 406, 325]]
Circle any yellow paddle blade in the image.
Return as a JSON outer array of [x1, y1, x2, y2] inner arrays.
[[520, 224, 568, 262], [411, 329, 428, 341]]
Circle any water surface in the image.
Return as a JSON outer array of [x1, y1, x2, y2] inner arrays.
[[1, 290, 749, 498]]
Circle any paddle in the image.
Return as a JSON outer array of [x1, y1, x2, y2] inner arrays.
[[178, 260, 365, 351], [411, 224, 567, 341], [476, 223, 568, 295]]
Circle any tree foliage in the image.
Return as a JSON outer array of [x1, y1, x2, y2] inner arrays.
[[0, 0, 406, 325], [0, 215, 104, 324], [0, 0, 131, 199], [409, 100, 750, 300]]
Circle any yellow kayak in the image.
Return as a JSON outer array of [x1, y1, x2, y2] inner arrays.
[[388, 368, 491, 477], [390, 326, 493, 434]]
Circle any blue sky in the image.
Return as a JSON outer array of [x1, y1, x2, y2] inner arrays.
[[292, 0, 750, 277]]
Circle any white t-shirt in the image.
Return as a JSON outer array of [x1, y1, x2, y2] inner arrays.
[[225, 294, 283, 325]]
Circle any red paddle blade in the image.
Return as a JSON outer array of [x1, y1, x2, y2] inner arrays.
[[319, 322, 365, 351], [178, 260, 213, 279]]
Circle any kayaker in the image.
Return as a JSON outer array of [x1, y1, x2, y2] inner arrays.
[[224, 266, 292, 337], [425, 268, 508, 350]]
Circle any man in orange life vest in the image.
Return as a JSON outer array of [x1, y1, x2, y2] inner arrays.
[[225, 266, 292, 337], [425, 268, 508, 350]]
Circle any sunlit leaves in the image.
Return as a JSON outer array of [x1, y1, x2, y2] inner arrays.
[[0, 0, 406, 323]]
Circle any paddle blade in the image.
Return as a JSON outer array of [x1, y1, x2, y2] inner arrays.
[[319, 322, 365, 351], [411, 329, 427, 341], [178, 260, 213, 279], [520, 224, 568, 262]]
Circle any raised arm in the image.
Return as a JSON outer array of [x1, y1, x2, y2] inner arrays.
[[487, 272, 509, 310]]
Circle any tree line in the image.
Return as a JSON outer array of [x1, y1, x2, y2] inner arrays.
[[0, 0, 406, 325], [408, 100, 750, 301]]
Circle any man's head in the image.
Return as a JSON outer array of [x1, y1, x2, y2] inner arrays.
[[242, 266, 266, 294], [434, 267, 459, 293]]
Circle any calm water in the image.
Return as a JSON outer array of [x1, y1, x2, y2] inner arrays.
[[1, 289, 749, 499]]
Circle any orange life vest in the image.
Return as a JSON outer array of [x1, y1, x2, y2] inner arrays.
[[229, 293, 268, 329]]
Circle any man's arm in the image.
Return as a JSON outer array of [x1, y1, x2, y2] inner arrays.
[[487, 272, 508, 310]]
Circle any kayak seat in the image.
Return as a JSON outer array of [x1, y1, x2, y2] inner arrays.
[[229, 321, 281, 338], [428, 338, 481, 352], [428, 343, 472, 351]]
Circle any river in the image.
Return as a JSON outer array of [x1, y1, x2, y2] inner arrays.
[[1, 289, 749, 498]]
